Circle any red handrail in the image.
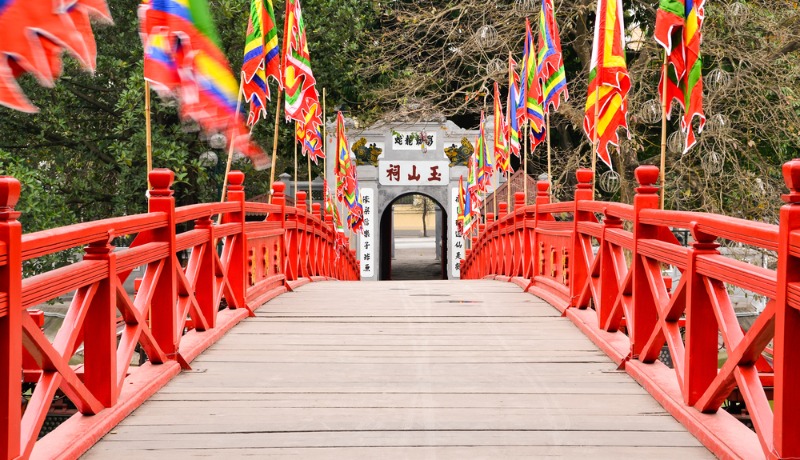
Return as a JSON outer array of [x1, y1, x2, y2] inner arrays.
[[462, 161, 800, 460], [0, 168, 359, 459]]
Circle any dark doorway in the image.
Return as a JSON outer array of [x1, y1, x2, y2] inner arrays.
[[379, 193, 447, 280]]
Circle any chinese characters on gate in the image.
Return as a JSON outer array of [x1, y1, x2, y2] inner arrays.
[[392, 131, 437, 151], [378, 161, 450, 186], [450, 187, 462, 278], [359, 188, 375, 278]]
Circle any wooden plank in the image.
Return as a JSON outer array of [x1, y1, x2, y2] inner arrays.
[[84, 445, 713, 460], [85, 280, 713, 458]]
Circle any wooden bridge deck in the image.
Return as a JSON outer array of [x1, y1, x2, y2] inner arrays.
[[86, 280, 713, 459]]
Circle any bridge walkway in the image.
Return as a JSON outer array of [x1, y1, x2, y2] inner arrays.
[[85, 280, 713, 459]]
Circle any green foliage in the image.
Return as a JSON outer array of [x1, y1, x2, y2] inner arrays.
[[0, 0, 377, 234]]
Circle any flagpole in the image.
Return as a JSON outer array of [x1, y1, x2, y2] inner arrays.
[[307, 151, 313, 208], [493, 180, 497, 217], [507, 170, 511, 210], [323, 88, 327, 184], [269, 88, 282, 204], [523, 123, 529, 204], [216, 81, 247, 225], [591, 84, 600, 200], [219, 80, 246, 206], [294, 122, 298, 199], [546, 111, 552, 197], [145, 81, 153, 189], [659, 52, 669, 210]]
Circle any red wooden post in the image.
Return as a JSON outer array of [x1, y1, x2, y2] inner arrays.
[[268, 182, 288, 279], [82, 237, 118, 407], [296, 192, 308, 278], [683, 227, 720, 405], [517, 192, 530, 278], [0, 177, 22, 460], [499, 203, 509, 275], [324, 214, 334, 277], [774, 159, 800, 458], [311, 203, 321, 276], [224, 171, 247, 309], [193, 215, 216, 329], [597, 212, 623, 329], [148, 169, 179, 359], [478, 222, 486, 276], [631, 166, 661, 358], [570, 170, 593, 308]]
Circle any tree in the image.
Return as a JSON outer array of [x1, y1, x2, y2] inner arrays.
[[357, 0, 800, 223], [0, 0, 377, 234]]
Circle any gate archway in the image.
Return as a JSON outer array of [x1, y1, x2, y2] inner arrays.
[[378, 191, 448, 281]]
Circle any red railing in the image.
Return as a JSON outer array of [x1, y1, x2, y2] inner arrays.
[[0, 169, 359, 460], [462, 161, 800, 460]]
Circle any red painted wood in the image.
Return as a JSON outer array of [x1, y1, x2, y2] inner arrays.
[[0, 168, 358, 460], [0, 176, 22, 460], [461, 162, 800, 460], [774, 159, 800, 459]]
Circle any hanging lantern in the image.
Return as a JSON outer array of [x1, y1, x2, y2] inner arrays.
[[476, 25, 498, 49], [487, 58, 504, 77], [599, 170, 621, 193], [701, 151, 725, 175], [668, 130, 685, 154], [704, 113, 729, 136], [727, 2, 749, 20], [199, 151, 218, 167], [706, 68, 731, 92], [232, 152, 247, 163], [209, 133, 227, 150], [182, 120, 200, 133], [638, 99, 663, 124], [514, 0, 537, 17]]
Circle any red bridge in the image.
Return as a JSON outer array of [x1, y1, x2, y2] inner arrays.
[[2, 162, 799, 459]]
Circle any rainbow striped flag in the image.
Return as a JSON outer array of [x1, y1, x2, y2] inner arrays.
[[457, 175, 466, 233], [335, 111, 362, 232], [537, 0, 569, 111], [475, 111, 493, 192], [583, 0, 631, 169], [139, 0, 268, 169], [493, 82, 511, 174], [282, 0, 323, 161], [242, 0, 281, 126], [520, 18, 545, 135], [507, 56, 522, 159]]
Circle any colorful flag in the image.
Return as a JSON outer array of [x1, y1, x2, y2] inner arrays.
[[139, 0, 268, 169], [242, 0, 281, 126], [537, 0, 569, 111], [335, 111, 362, 231], [324, 187, 344, 232], [520, 18, 545, 136], [282, 0, 324, 161], [654, 0, 705, 153], [493, 82, 511, 174], [0, 0, 112, 112], [457, 175, 466, 233], [681, 1, 705, 152], [463, 163, 475, 231], [583, 0, 631, 169], [654, 0, 685, 117], [507, 57, 522, 158], [475, 111, 493, 192]]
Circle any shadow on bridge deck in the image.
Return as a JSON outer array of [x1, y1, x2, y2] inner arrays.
[[85, 280, 713, 459]]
